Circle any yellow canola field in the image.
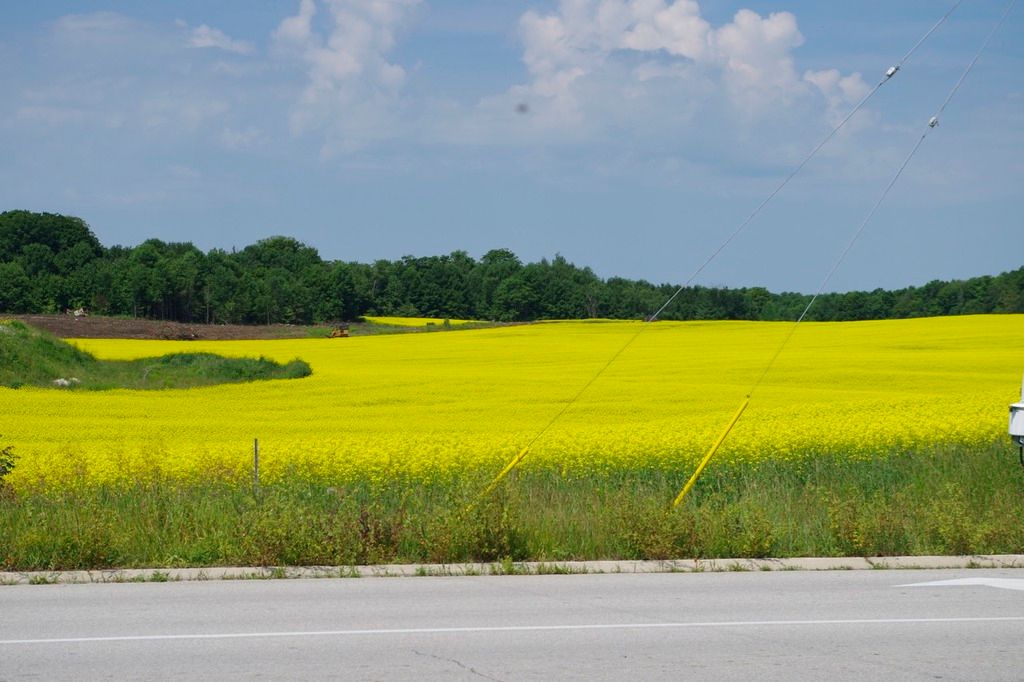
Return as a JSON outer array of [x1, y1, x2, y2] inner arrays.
[[3, 315, 1022, 490]]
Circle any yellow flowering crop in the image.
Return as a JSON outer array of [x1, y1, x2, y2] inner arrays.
[[3, 315, 1021, 491]]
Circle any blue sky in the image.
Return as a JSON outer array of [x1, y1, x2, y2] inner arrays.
[[1, 1, 1020, 292]]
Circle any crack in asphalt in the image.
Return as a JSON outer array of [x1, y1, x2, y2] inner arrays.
[[411, 648, 505, 681]]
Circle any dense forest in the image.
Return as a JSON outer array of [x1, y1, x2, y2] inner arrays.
[[1, 210, 1021, 325]]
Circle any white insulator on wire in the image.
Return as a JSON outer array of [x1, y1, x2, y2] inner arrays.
[[885, 65, 900, 78]]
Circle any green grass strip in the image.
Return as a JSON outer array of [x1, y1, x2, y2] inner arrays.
[[0, 320, 310, 390]]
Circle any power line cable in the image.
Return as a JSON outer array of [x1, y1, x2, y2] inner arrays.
[[478, 1, 966, 495], [648, 0, 965, 323], [669, 0, 1018, 506], [747, 0, 1018, 401]]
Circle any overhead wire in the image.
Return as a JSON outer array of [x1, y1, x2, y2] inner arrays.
[[649, 0, 965, 324], [747, 0, 1018, 402], [669, 0, 1019, 505], [477, 0, 969, 497]]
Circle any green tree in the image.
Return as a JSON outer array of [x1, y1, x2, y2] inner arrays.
[[475, 249, 522, 319], [0, 210, 103, 262], [0, 263, 32, 312]]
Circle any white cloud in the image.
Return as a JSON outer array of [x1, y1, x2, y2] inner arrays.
[[141, 93, 229, 132], [188, 24, 255, 55], [18, 3, 883, 179], [804, 68, 871, 125], [626, 2, 709, 59], [273, 0, 317, 48], [53, 11, 139, 37], [273, 0, 420, 149], [709, 9, 804, 110], [260, 0, 875, 169], [220, 126, 266, 150], [8, 11, 281, 149], [510, 1, 861, 125], [520, 0, 711, 79]]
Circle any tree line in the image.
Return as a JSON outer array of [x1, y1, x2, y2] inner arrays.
[[1, 210, 1021, 325]]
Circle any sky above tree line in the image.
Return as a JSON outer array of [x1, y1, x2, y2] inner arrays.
[[1, 1, 1020, 293]]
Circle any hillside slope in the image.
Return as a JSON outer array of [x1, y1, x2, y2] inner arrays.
[[0, 320, 310, 389]]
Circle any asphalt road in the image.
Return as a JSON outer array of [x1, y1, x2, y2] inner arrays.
[[2, 569, 1023, 681]]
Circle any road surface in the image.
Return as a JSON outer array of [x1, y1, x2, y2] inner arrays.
[[2, 568, 1023, 680]]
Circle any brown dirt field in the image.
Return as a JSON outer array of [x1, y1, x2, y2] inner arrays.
[[11, 314, 333, 340]]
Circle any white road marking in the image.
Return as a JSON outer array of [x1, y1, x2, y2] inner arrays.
[[899, 578, 1024, 592], [3, 617, 1024, 646]]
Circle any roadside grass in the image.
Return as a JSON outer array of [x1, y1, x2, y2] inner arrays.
[[0, 320, 310, 389], [1, 441, 1021, 571]]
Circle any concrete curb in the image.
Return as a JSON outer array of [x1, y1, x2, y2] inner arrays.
[[3, 554, 1024, 585]]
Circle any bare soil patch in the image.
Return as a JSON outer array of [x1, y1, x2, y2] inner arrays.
[[11, 314, 332, 340]]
